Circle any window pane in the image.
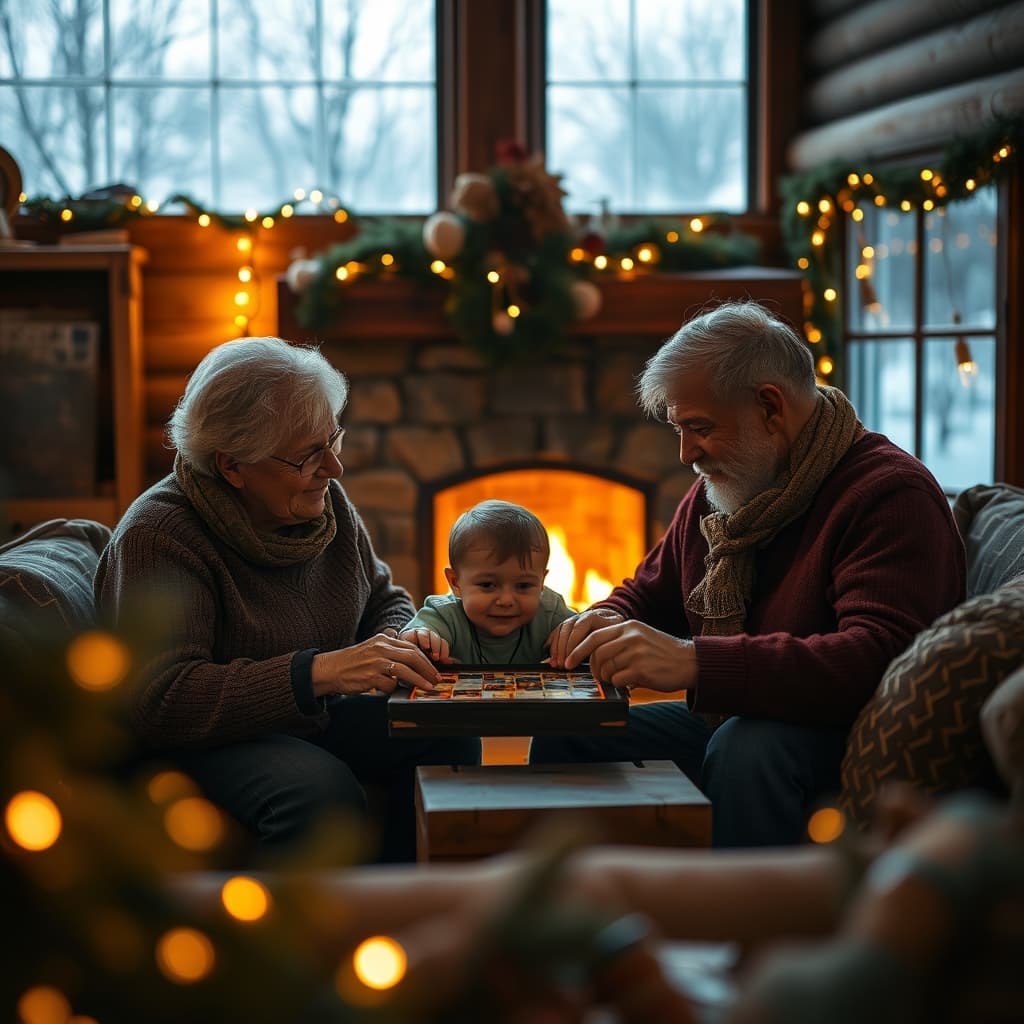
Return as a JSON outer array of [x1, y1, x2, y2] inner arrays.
[[635, 86, 744, 211], [547, 0, 748, 213], [924, 188, 998, 330], [113, 86, 211, 204], [846, 205, 916, 333], [847, 339, 916, 456], [922, 336, 995, 490], [341, 0, 435, 82], [110, 0, 210, 79], [218, 0, 317, 81], [0, 5, 103, 77]]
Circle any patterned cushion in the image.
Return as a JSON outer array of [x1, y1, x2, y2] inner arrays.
[[0, 518, 110, 652], [953, 483, 1024, 598], [840, 572, 1024, 825]]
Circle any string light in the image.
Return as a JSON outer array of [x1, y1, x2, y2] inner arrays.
[[5, 790, 62, 851], [155, 928, 215, 984], [351, 936, 407, 990]]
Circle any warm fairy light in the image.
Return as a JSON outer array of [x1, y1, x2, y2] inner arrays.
[[17, 986, 71, 1024], [147, 770, 196, 804], [430, 259, 447, 274], [336, 266, 349, 281], [293, 188, 306, 201], [998, 145, 1011, 159], [156, 928, 215, 984], [899, 200, 912, 212], [619, 256, 634, 271], [130, 194, 143, 208], [810, 230, 825, 247], [236, 236, 252, 253], [846, 173, 860, 186], [817, 356, 834, 376], [851, 208, 864, 222], [18, 190, 27, 203], [197, 213, 211, 227], [334, 208, 349, 223], [221, 876, 271, 922], [244, 208, 258, 222], [352, 936, 407, 991], [164, 796, 225, 851], [569, 246, 585, 261], [145, 199, 159, 213], [688, 217, 704, 232], [861, 245, 874, 259], [873, 195, 886, 206], [281, 204, 294, 217], [60, 208, 73, 222], [234, 314, 249, 330], [920, 168, 934, 181], [796, 201, 811, 216], [507, 304, 521, 318], [797, 256, 809, 269], [817, 198, 831, 213], [956, 338, 978, 385], [261, 216, 274, 229], [823, 287, 837, 301], [855, 264, 870, 279], [6, 791, 62, 851], [486, 269, 500, 283], [965, 178, 977, 191], [238, 266, 253, 283], [665, 230, 679, 242], [816, 215, 830, 230], [805, 325, 822, 343], [380, 253, 394, 267], [310, 189, 324, 203], [637, 246, 653, 262], [593, 254, 608, 269], [807, 806, 844, 843], [862, 173, 874, 185], [233, 290, 250, 307], [66, 630, 131, 690]]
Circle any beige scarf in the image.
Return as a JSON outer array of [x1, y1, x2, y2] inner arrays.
[[685, 386, 864, 636], [175, 454, 337, 567]]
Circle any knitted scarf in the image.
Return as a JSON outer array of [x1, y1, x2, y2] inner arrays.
[[685, 386, 864, 636], [174, 454, 337, 567]]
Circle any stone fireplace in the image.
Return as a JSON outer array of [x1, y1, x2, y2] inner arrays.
[[277, 268, 804, 604]]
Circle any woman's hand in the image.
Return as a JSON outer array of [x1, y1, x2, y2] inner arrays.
[[399, 627, 455, 664], [311, 633, 441, 697], [546, 608, 626, 668], [572, 620, 697, 692]]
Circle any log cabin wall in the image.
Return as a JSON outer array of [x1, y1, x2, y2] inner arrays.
[[791, 0, 1024, 483]]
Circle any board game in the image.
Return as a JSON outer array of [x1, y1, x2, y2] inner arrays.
[[387, 664, 629, 737]]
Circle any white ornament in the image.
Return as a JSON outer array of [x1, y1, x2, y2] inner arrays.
[[285, 258, 321, 294], [570, 279, 602, 320], [422, 212, 466, 260]]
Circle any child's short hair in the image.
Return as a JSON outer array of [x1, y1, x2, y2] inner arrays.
[[448, 500, 550, 569]]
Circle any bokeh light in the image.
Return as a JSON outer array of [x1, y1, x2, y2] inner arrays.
[[352, 936, 407, 990], [17, 985, 70, 1024], [164, 797, 225, 851], [807, 806, 845, 844], [66, 631, 131, 691], [5, 791, 62, 851], [221, 876, 271, 922], [155, 927, 215, 984]]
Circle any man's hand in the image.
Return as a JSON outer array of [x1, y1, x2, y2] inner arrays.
[[312, 634, 442, 696], [400, 627, 454, 664], [571, 620, 697, 692], [546, 608, 626, 668]]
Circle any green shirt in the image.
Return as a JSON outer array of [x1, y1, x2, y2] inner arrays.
[[403, 587, 575, 664]]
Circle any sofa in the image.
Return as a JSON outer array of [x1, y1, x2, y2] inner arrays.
[[3, 483, 1024, 825]]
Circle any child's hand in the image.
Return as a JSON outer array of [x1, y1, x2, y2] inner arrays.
[[399, 628, 455, 663]]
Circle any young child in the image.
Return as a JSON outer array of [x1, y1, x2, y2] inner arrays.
[[401, 499, 575, 664]]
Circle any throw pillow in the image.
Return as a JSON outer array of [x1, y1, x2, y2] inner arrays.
[[953, 482, 1024, 599], [840, 572, 1024, 826]]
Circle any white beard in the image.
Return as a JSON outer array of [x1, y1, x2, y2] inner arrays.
[[698, 434, 783, 514]]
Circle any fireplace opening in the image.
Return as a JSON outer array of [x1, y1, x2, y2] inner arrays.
[[428, 467, 650, 611]]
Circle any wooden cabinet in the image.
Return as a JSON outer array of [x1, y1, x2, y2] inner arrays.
[[0, 244, 146, 534]]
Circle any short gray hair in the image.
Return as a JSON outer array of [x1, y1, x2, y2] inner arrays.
[[167, 336, 349, 476], [636, 301, 816, 418]]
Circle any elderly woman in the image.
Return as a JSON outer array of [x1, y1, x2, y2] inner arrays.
[[95, 336, 479, 862]]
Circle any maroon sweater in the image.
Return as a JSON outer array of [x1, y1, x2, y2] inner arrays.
[[597, 433, 966, 728]]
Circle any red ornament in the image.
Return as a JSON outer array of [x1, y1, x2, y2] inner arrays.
[[495, 139, 529, 165]]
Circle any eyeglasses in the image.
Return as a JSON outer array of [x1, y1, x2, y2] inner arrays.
[[269, 425, 345, 478]]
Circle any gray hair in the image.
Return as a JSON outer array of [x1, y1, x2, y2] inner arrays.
[[167, 336, 349, 476], [448, 500, 550, 569], [636, 301, 816, 417]]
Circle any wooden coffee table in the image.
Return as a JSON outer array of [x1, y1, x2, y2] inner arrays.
[[415, 760, 711, 862]]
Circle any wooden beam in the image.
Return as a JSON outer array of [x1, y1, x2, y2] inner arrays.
[[806, 2, 1024, 125], [787, 66, 1024, 170]]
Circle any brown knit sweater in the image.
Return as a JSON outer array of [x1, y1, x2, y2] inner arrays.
[[94, 475, 416, 750]]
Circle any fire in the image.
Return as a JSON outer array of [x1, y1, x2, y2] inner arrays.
[[547, 526, 614, 610]]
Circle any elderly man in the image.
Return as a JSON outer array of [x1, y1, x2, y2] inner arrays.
[[534, 301, 965, 847]]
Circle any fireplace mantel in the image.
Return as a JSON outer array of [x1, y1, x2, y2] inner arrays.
[[277, 266, 805, 343]]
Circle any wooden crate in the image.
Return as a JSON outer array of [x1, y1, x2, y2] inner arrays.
[[415, 760, 711, 862]]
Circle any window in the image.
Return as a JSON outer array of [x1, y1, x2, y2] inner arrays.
[[545, 0, 749, 215], [0, 0, 437, 212], [844, 186, 998, 493]]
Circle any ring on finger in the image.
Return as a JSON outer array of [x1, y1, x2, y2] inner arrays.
[[386, 661, 397, 677]]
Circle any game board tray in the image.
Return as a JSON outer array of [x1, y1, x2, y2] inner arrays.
[[387, 663, 629, 737]]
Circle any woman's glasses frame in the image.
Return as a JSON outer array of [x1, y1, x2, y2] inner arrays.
[[268, 425, 345, 477]]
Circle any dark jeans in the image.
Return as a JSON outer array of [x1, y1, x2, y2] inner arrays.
[[170, 695, 480, 864], [529, 701, 847, 847]]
